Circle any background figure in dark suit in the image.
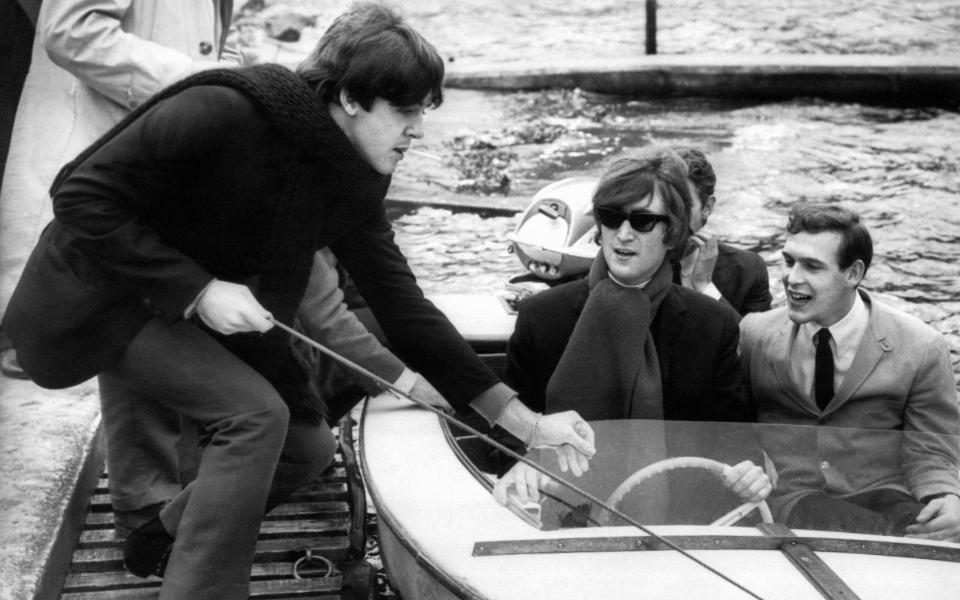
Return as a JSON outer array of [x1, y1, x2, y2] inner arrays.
[[2, 4, 593, 596], [493, 148, 770, 509], [673, 147, 772, 317]]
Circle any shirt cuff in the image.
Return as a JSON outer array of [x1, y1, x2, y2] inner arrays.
[[468, 382, 517, 425], [921, 491, 960, 504], [183, 279, 217, 319], [703, 282, 723, 301], [392, 367, 418, 395]]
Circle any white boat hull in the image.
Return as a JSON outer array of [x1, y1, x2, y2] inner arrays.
[[360, 393, 960, 600]]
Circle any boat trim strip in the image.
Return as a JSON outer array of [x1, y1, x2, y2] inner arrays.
[[471, 534, 960, 562]]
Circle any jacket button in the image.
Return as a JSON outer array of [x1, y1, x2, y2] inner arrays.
[[199, 41, 213, 55]]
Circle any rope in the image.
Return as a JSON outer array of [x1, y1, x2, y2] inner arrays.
[[270, 318, 768, 600]]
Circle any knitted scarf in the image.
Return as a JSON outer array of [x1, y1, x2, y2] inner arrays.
[[545, 255, 673, 421], [52, 64, 383, 189]]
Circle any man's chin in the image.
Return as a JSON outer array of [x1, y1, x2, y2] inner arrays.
[[786, 303, 811, 325]]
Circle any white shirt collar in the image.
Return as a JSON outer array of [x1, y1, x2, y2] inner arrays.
[[800, 291, 869, 362]]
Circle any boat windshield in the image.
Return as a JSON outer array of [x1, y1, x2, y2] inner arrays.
[[456, 419, 960, 539]]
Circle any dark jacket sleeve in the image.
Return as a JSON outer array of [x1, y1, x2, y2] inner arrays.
[[740, 251, 773, 315], [504, 300, 548, 414], [330, 208, 500, 413], [711, 307, 752, 422], [49, 86, 266, 320]]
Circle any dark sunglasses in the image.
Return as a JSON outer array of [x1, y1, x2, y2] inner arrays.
[[596, 206, 670, 232]]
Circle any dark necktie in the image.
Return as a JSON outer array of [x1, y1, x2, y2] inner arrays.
[[814, 328, 834, 410]]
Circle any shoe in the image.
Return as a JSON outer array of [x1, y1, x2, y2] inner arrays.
[[122, 515, 174, 578], [114, 501, 166, 540], [0, 348, 29, 380]]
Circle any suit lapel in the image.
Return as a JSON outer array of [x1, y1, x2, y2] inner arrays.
[[768, 316, 818, 415], [829, 293, 889, 410]]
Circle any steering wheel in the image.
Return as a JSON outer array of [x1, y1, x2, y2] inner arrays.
[[598, 456, 773, 527]]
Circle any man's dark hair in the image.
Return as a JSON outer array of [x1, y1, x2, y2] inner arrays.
[[592, 148, 692, 250], [673, 146, 716, 205], [296, 1, 444, 110], [787, 203, 873, 273]]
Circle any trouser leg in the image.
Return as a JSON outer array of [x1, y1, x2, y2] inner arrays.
[[786, 490, 921, 536], [98, 372, 183, 535], [106, 318, 289, 600], [158, 415, 339, 533]]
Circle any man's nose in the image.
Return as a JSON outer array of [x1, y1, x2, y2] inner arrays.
[[616, 220, 635, 240], [784, 263, 801, 284], [405, 117, 424, 139]]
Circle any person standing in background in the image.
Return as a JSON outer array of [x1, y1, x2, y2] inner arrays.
[[0, 0, 243, 539], [673, 147, 773, 317], [0, 0, 242, 379], [0, 0, 39, 191]]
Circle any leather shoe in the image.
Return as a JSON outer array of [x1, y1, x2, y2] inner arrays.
[[123, 515, 174, 578], [0, 348, 29, 380]]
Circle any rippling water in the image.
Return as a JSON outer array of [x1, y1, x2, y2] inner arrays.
[[321, 0, 959, 390]]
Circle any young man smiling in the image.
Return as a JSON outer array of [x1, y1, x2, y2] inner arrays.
[[3, 2, 594, 597], [740, 203, 960, 541]]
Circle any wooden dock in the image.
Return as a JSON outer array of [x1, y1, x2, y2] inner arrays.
[[57, 417, 375, 600], [443, 54, 960, 107]]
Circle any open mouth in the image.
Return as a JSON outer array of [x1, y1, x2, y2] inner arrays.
[[787, 290, 812, 304], [613, 247, 636, 258]]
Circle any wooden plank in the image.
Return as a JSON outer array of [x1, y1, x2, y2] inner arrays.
[[62, 576, 342, 599], [70, 536, 351, 572], [77, 517, 351, 548], [443, 54, 960, 106], [63, 561, 341, 592], [83, 501, 351, 530], [287, 482, 349, 502]]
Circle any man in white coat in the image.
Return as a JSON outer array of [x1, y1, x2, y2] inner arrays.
[[0, 0, 242, 536]]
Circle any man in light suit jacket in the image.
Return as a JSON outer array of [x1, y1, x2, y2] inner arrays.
[[740, 203, 960, 541], [674, 147, 772, 317]]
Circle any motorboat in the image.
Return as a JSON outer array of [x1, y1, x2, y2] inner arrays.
[[359, 395, 960, 600]]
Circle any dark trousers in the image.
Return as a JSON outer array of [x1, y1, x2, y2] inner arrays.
[[102, 318, 337, 600], [786, 489, 922, 537]]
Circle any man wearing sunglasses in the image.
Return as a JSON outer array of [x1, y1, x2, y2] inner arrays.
[[673, 147, 772, 317], [495, 148, 770, 508]]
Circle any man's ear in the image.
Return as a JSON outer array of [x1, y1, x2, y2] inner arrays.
[[844, 259, 866, 287], [339, 89, 359, 116], [701, 194, 717, 220]]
